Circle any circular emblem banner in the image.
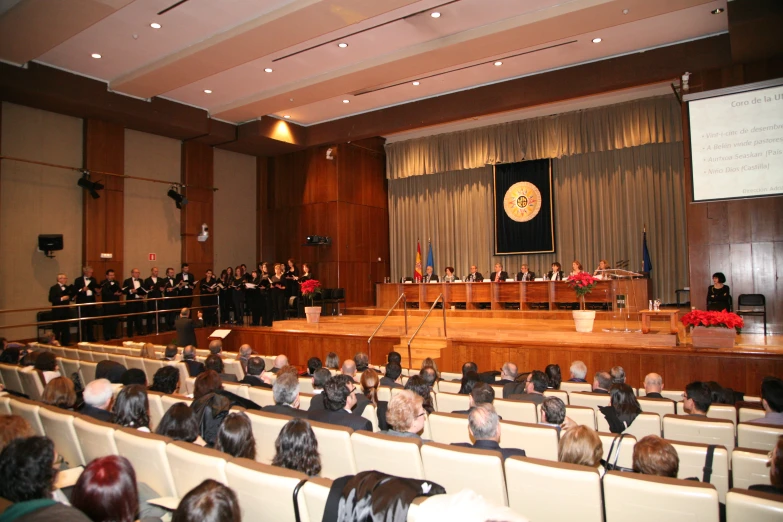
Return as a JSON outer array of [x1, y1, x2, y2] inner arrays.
[[503, 181, 542, 222]]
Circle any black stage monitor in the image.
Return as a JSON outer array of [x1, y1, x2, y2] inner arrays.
[[38, 234, 63, 252]]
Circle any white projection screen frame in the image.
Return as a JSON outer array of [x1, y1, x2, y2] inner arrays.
[[685, 78, 783, 203]]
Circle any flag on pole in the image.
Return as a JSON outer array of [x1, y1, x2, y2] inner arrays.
[[426, 239, 434, 273], [642, 226, 653, 273], [414, 240, 423, 282]]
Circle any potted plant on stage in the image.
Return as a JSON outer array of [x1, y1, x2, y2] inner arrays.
[[300, 279, 322, 324], [681, 309, 744, 349], [567, 272, 598, 333]]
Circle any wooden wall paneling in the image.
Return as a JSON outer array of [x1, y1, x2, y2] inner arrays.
[[180, 141, 214, 278], [729, 243, 754, 308], [727, 200, 752, 244], [752, 242, 780, 331], [256, 157, 269, 263]]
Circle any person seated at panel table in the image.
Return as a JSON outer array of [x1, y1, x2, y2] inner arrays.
[[465, 265, 484, 282], [569, 260, 586, 277], [593, 259, 611, 279], [423, 265, 439, 283], [546, 262, 565, 281], [489, 263, 509, 282], [516, 264, 535, 281], [706, 271, 732, 311], [443, 266, 458, 282]]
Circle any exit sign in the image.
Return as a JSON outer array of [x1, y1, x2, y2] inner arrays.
[[149, 253, 156, 261]]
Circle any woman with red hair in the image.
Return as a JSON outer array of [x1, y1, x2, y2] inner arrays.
[[70, 456, 139, 522]]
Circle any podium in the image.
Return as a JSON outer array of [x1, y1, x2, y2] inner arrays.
[[596, 269, 645, 333]]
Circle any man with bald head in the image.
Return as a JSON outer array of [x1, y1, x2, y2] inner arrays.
[[497, 362, 518, 385], [270, 354, 288, 374], [208, 339, 224, 357], [176, 308, 202, 348], [182, 345, 204, 377], [643, 373, 668, 400], [238, 344, 253, 373], [342, 359, 358, 381]]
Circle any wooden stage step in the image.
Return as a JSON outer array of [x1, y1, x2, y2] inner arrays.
[[392, 336, 448, 368]]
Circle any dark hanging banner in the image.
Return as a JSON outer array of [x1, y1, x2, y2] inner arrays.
[[493, 159, 555, 255]]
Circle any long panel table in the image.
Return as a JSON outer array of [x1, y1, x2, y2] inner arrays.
[[376, 280, 650, 312]]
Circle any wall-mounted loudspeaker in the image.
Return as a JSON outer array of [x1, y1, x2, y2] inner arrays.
[[38, 234, 63, 258]]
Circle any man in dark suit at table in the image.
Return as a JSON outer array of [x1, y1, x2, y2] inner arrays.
[[515, 264, 536, 282], [74, 266, 99, 342], [490, 263, 509, 282], [175, 308, 203, 348], [308, 376, 372, 431], [465, 265, 484, 282], [423, 265, 439, 283], [452, 404, 526, 460]]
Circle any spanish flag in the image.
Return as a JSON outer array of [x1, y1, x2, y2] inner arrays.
[[414, 240, 423, 282]]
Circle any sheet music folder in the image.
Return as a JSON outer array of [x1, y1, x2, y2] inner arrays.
[[209, 329, 231, 340]]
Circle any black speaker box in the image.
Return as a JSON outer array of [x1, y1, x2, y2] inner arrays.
[[38, 234, 63, 251]]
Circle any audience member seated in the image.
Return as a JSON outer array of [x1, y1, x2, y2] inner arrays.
[[0, 437, 91, 522], [643, 373, 669, 399], [706, 381, 737, 406], [452, 382, 495, 415], [113, 384, 151, 432], [632, 435, 678, 477], [380, 362, 404, 389], [304, 356, 322, 377], [208, 339, 224, 358], [341, 359, 358, 382], [405, 375, 435, 414], [121, 368, 148, 387], [0, 346, 22, 365], [140, 343, 157, 360], [70, 455, 141, 522], [359, 369, 389, 429], [381, 390, 427, 440], [270, 354, 288, 374], [497, 362, 518, 385], [308, 368, 332, 412], [749, 436, 782, 495], [237, 344, 253, 373], [452, 403, 526, 460], [545, 364, 562, 390], [215, 412, 256, 460], [162, 344, 179, 362], [568, 360, 588, 383], [420, 367, 438, 389], [148, 366, 182, 395], [80, 379, 114, 422], [307, 376, 372, 432], [42, 376, 77, 410], [239, 356, 272, 388], [0, 415, 34, 453], [172, 480, 240, 522], [591, 371, 612, 394], [354, 352, 369, 373], [325, 352, 340, 370], [205, 354, 238, 383], [272, 418, 322, 477], [95, 360, 126, 384], [420, 357, 440, 380], [387, 351, 402, 365], [262, 372, 308, 418], [749, 377, 783, 425], [507, 370, 547, 405], [558, 425, 604, 476], [182, 346, 205, 377], [540, 396, 576, 432], [610, 366, 626, 384], [458, 370, 482, 395], [461, 361, 478, 379], [155, 403, 206, 445], [598, 383, 642, 433], [682, 381, 712, 416], [192, 370, 261, 411], [33, 351, 60, 384]]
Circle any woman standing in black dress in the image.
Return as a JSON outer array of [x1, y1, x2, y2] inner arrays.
[[707, 272, 732, 311]]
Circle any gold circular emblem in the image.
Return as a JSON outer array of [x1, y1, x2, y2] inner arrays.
[[504, 182, 542, 222]]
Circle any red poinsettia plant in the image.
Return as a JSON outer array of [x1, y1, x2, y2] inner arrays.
[[682, 309, 744, 332], [566, 272, 598, 309], [300, 279, 321, 307]]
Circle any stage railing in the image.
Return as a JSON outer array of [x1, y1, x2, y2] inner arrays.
[[406, 293, 446, 369], [367, 293, 408, 364]]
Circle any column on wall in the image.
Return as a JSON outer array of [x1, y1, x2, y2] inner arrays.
[[180, 141, 214, 279]]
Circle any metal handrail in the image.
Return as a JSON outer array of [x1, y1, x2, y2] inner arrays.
[[0, 293, 207, 315], [367, 294, 407, 364], [406, 293, 446, 369]]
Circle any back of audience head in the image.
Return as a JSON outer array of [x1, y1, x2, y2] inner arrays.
[[121, 368, 147, 387], [771, 436, 783, 488], [569, 360, 587, 381], [20, 349, 39, 367], [164, 344, 179, 360], [386, 390, 426, 434], [42, 376, 76, 409], [71, 455, 138, 522], [501, 362, 519, 381], [461, 361, 478, 376], [323, 377, 353, 411], [140, 343, 157, 360], [541, 396, 566, 425], [353, 352, 369, 372], [644, 373, 664, 394], [632, 435, 679, 477], [325, 352, 340, 369], [420, 367, 437, 387], [683, 381, 712, 414], [209, 339, 223, 356], [238, 344, 253, 359], [468, 403, 500, 441], [470, 382, 495, 407], [247, 356, 265, 376], [545, 364, 562, 389], [313, 368, 331, 390], [459, 370, 481, 395], [172, 479, 241, 522], [341, 359, 357, 376], [95, 360, 126, 384], [387, 351, 402, 365], [272, 418, 321, 477], [0, 415, 34, 454], [558, 426, 603, 468], [610, 383, 642, 416], [183, 346, 196, 361], [706, 381, 736, 405], [205, 354, 224, 374], [215, 412, 255, 460], [194, 370, 223, 399], [0, 346, 21, 364], [149, 365, 181, 394], [385, 361, 402, 382], [33, 350, 58, 373], [273, 372, 300, 407], [405, 374, 434, 414], [762, 376, 783, 414], [112, 384, 150, 429], [0, 436, 57, 502], [156, 403, 200, 442], [361, 368, 380, 405], [527, 370, 548, 394], [593, 371, 612, 391], [273, 354, 288, 369], [610, 365, 626, 384], [421, 357, 440, 379], [307, 356, 323, 375]]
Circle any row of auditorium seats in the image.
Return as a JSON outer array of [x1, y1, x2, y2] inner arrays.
[[2, 394, 780, 522]]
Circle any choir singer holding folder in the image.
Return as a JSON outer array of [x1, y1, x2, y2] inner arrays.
[[48, 273, 75, 345], [123, 268, 147, 338]]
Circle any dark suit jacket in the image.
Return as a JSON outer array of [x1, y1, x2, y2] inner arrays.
[[220, 373, 238, 383], [452, 439, 526, 461], [175, 316, 203, 348], [489, 271, 509, 282], [423, 274, 439, 283], [308, 408, 372, 432], [308, 392, 326, 411], [380, 377, 404, 389], [503, 382, 525, 398], [73, 276, 99, 303], [591, 389, 609, 394], [546, 270, 565, 281], [175, 272, 195, 295], [515, 271, 535, 281], [353, 393, 370, 413], [144, 276, 165, 299], [465, 272, 484, 282], [241, 375, 272, 388], [78, 404, 113, 423], [183, 359, 205, 377], [644, 392, 666, 399], [262, 404, 310, 419], [49, 283, 74, 307], [507, 392, 545, 405]]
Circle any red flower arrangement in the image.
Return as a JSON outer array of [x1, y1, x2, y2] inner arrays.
[[300, 279, 321, 307], [682, 309, 744, 332], [566, 272, 598, 310]]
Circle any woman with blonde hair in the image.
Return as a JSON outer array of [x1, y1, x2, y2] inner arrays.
[[558, 425, 604, 475], [42, 376, 77, 410], [382, 390, 427, 439], [139, 343, 157, 360]]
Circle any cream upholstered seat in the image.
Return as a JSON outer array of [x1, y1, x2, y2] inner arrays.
[[603, 471, 720, 522], [707, 404, 737, 426], [638, 389, 686, 402], [499, 421, 559, 461], [638, 397, 676, 423], [222, 381, 251, 400], [168, 361, 189, 394], [248, 386, 276, 407], [79, 360, 99, 384], [9, 397, 45, 436], [726, 488, 783, 522], [428, 412, 472, 444], [108, 353, 127, 366], [18, 367, 45, 401], [297, 477, 333, 522], [360, 403, 379, 432], [421, 441, 508, 506], [434, 392, 469, 413], [0, 363, 24, 394], [737, 422, 783, 451], [670, 440, 729, 503], [142, 358, 165, 383], [38, 405, 85, 468], [245, 410, 290, 464], [124, 355, 146, 374], [223, 359, 245, 381], [91, 352, 110, 361], [566, 405, 597, 429], [732, 447, 771, 489], [351, 431, 425, 479], [114, 428, 177, 498], [142, 390, 165, 430], [377, 386, 392, 403], [560, 382, 593, 393], [299, 392, 314, 411], [184, 376, 196, 395], [437, 380, 461, 394], [60, 358, 81, 383], [298, 377, 314, 394], [738, 407, 766, 424], [440, 372, 461, 382], [166, 441, 229, 497], [421, 413, 432, 440], [494, 398, 537, 424], [490, 384, 504, 398], [569, 392, 611, 411], [505, 457, 603, 522], [308, 420, 358, 479], [115, 346, 133, 356], [594, 412, 661, 439], [49, 346, 66, 357], [195, 349, 210, 358], [159, 394, 188, 415], [663, 415, 736, 452], [62, 347, 79, 359], [543, 389, 569, 404], [226, 458, 310, 522], [73, 415, 119, 463], [76, 349, 94, 361], [0, 395, 11, 415], [598, 432, 636, 469]]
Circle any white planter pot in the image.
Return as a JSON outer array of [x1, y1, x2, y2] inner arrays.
[[572, 310, 596, 333], [305, 306, 321, 324]]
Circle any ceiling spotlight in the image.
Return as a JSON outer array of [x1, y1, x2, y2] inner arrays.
[[622, 9, 629, 15], [284, 115, 291, 119], [264, 67, 273, 73], [77, 172, 104, 199], [412, 81, 420, 86], [338, 42, 348, 48], [592, 37, 602, 43], [494, 61, 502, 66], [430, 12, 441, 18], [711, 8, 724, 14], [167, 186, 188, 210], [91, 53, 102, 59], [203, 89, 212, 94], [343, 99, 350, 104], [150, 22, 161, 29]]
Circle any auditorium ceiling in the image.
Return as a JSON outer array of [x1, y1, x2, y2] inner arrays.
[[0, 0, 728, 131]]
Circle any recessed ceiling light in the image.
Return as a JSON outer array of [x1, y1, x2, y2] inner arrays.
[[203, 89, 212, 94], [91, 53, 102, 59], [622, 9, 629, 15], [343, 99, 350, 104], [284, 115, 290, 119], [264, 67, 273, 73], [338, 42, 348, 48], [592, 37, 602, 43], [412, 81, 420, 86], [430, 12, 441, 18], [150, 22, 161, 29], [494, 61, 502, 66], [711, 8, 724, 14]]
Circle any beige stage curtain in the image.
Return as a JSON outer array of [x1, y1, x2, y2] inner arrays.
[[386, 95, 682, 180], [388, 142, 688, 302]]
